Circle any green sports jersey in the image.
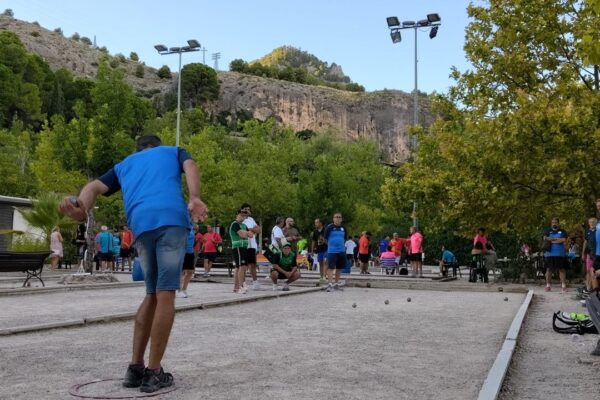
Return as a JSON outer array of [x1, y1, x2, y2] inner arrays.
[[276, 251, 297, 271], [229, 221, 249, 249]]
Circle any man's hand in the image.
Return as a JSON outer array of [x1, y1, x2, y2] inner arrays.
[[188, 197, 208, 222], [59, 196, 87, 222]]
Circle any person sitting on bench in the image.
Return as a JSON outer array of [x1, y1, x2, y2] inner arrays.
[[270, 243, 301, 291], [380, 245, 397, 275], [439, 245, 457, 276]]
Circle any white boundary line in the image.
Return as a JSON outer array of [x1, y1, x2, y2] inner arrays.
[[478, 289, 534, 400]]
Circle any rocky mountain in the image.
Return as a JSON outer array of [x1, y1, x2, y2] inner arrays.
[[1, 15, 433, 164]]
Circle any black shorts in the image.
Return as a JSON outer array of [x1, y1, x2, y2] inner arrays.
[[327, 252, 346, 269], [204, 252, 217, 262], [98, 252, 112, 261], [592, 257, 600, 271], [232, 248, 248, 268], [545, 256, 566, 271], [359, 253, 370, 263], [346, 254, 354, 261], [120, 248, 132, 258], [272, 270, 293, 280], [182, 253, 195, 270], [409, 253, 422, 262], [246, 248, 257, 264]]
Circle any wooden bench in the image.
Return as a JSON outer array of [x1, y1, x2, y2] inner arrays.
[[0, 251, 52, 287]]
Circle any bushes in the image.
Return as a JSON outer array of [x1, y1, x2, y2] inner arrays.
[[129, 52, 139, 61], [157, 65, 171, 79], [80, 36, 92, 46], [135, 64, 144, 78]]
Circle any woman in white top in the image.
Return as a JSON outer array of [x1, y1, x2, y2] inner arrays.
[[49, 226, 63, 271]]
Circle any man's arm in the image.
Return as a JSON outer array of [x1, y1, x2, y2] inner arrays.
[[59, 180, 110, 222], [183, 159, 208, 222]]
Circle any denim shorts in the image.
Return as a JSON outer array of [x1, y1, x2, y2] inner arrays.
[[135, 226, 187, 293], [317, 252, 327, 263]]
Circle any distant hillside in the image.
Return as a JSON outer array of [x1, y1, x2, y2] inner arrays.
[[259, 46, 351, 84]]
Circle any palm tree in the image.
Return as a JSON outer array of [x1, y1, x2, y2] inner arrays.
[[17, 192, 77, 244]]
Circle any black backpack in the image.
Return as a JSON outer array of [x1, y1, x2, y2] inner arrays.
[[552, 311, 598, 335]]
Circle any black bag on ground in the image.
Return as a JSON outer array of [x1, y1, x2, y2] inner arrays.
[[552, 311, 598, 335]]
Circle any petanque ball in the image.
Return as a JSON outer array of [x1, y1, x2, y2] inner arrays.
[[384, 299, 389, 305], [366, 282, 371, 288], [504, 297, 509, 301], [352, 303, 357, 308], [407, 297, 412, 302], [315, 282, 320, 287]]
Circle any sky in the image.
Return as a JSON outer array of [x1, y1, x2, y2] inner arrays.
[[5, 0, 474, 94]]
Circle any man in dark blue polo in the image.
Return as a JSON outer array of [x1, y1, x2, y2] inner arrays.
[[543, 217, 568, 293], [324, 212, 348, 292]]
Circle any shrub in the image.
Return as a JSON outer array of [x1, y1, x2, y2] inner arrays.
[[71, 32, 80, 41], [80, 36, 92, 46], [115, 53, 126, 63], [2, 9, 14, 17], [129, 52, 139, 61], [32, 21, 40, 26], [109, 58, 119, 68], [54, 27, 63, 35], [157, 65, 171, 79], [135, 64, 144, 78], [9, 235, 47, 252], [30, 31, 40, 37]]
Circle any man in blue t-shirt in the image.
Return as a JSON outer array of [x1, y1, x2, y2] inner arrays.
[[324, 212, 348, 292], [60, 135, 208, 393], [543, 217, 568, 292], [96, 226, 114, 272], [439, 245, 456, 276]]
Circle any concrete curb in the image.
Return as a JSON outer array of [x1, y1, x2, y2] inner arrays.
[[477, 289, 534, 400], [0, 286, 323, 336], [0, 281, 144, 297]]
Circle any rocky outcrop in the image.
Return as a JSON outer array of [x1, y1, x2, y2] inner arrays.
[[2, 16, 433, 164]]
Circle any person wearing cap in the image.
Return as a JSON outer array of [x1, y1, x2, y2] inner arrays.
[[59, 135, 208, 393], [240, 203, 262, 290], [229, 209, 254, 293], [270, 243, 300, 291], [96, 225, 114, 272]]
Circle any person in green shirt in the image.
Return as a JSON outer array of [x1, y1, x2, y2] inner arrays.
[[297, 237, 308, 253], [229, 209, 254, 294], [270, 243, 301, 291]]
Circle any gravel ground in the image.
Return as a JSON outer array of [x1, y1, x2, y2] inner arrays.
[[0, 287, 523, 400], [499, 290, 600, 400]]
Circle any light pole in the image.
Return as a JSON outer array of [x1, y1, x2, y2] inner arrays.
[[154, 39, 201, 147], [386, 13, 441, 228]]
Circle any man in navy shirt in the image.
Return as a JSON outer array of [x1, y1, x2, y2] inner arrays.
[[324, 212, 348, 292], [60, 135, 208, 393], [543, 217, 568, 293]]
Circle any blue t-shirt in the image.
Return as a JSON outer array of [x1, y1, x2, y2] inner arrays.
[[112, 236, 120, 255], [544, 227, 567, 257], [97, 231, 113, 253], [99, 146, 191, 237], [379, 239, 389, 254], [442, 250, 455, 264], [324, 223, 347, 254], [595, 222, 600, 256], [186, 229, 195, 254]]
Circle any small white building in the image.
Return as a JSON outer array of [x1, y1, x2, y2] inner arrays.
[[0, 195, 45, 251]]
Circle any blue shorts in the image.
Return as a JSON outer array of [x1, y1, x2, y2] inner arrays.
[[317, 252, 327, 263], [327, 252, 346, 269], [135, 226, 187, 293]]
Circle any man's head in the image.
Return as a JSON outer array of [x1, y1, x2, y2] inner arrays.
[[385, 235, 390, 240], [477, 227, 486, 235], [589, 217, 598, 229], [410, 226, 417, 234], [101, 225, 108, 232], [136, 135, 161, 152], [551, 217, 560, 229], [286, 217, 295, 227], [314, 218, 323, 229], [276, 216, 285, 227], [206, 224, 213, 232], [123, 224, 129, 231], [240, 203, 252, 215], [393, 232, 399, 239], [333, 212, 343, 226], [236, 209, 247, 222], [282, 243, 292, 255]]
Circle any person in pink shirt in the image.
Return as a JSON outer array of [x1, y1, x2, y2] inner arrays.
[[473, 228, 492, 252], [201, 224, 222, 277], [409, 226, 424, 277]]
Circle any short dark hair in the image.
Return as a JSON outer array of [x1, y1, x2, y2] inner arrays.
[[240, 203, 251, 210], [136, 135, 162, 152]]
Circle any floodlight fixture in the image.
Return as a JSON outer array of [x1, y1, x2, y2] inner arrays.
[[169, 47, 181, 52], [387, 16, 400, 27], [390, 29, 401, 43], [427, 13, 441, 23], [429, 26, 439, 39], [402, 21, 415, 27], [187, 39, 200, 48], [154, 44, 168, 52], [417, 19, 429, 27]]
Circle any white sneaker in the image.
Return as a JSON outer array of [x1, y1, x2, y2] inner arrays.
[[239, 286, 247, 294], [272, 284, 278, 291], [282, 283, 290, 291], [253, 281, 261, 290], [177, 290, 188, 298]]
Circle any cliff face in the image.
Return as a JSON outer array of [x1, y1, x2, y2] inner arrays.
[[2, 16, 433, 164], [215, 72, 432, 163]]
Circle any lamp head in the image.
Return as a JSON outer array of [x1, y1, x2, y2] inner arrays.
[[390, 29, 401, 43], [187, 39, 200, 48], [427, 13, 441, 23], [386, 16, 400, 27], [154, 44, 168, 53]]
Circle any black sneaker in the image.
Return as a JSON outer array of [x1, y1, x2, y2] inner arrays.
[[140, 367, 174, 393], [122, 364, 145, 388]]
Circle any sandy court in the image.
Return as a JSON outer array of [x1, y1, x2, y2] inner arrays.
[[0, 287, 524, 400]]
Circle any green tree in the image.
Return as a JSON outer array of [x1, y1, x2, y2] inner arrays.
[[70, 32, 80, 41], [129, 52, 139, 61], [180, 63, 219, 107], [157, 65, 171, 79], [80, 36, 92, 46], [134, 64, 144, 78], [229, 59, 248, 72], [2, 9, 14, 17]]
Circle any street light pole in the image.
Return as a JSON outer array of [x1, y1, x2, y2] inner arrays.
[[386, 14, 441, 228], [154, 40, 201, 147]]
